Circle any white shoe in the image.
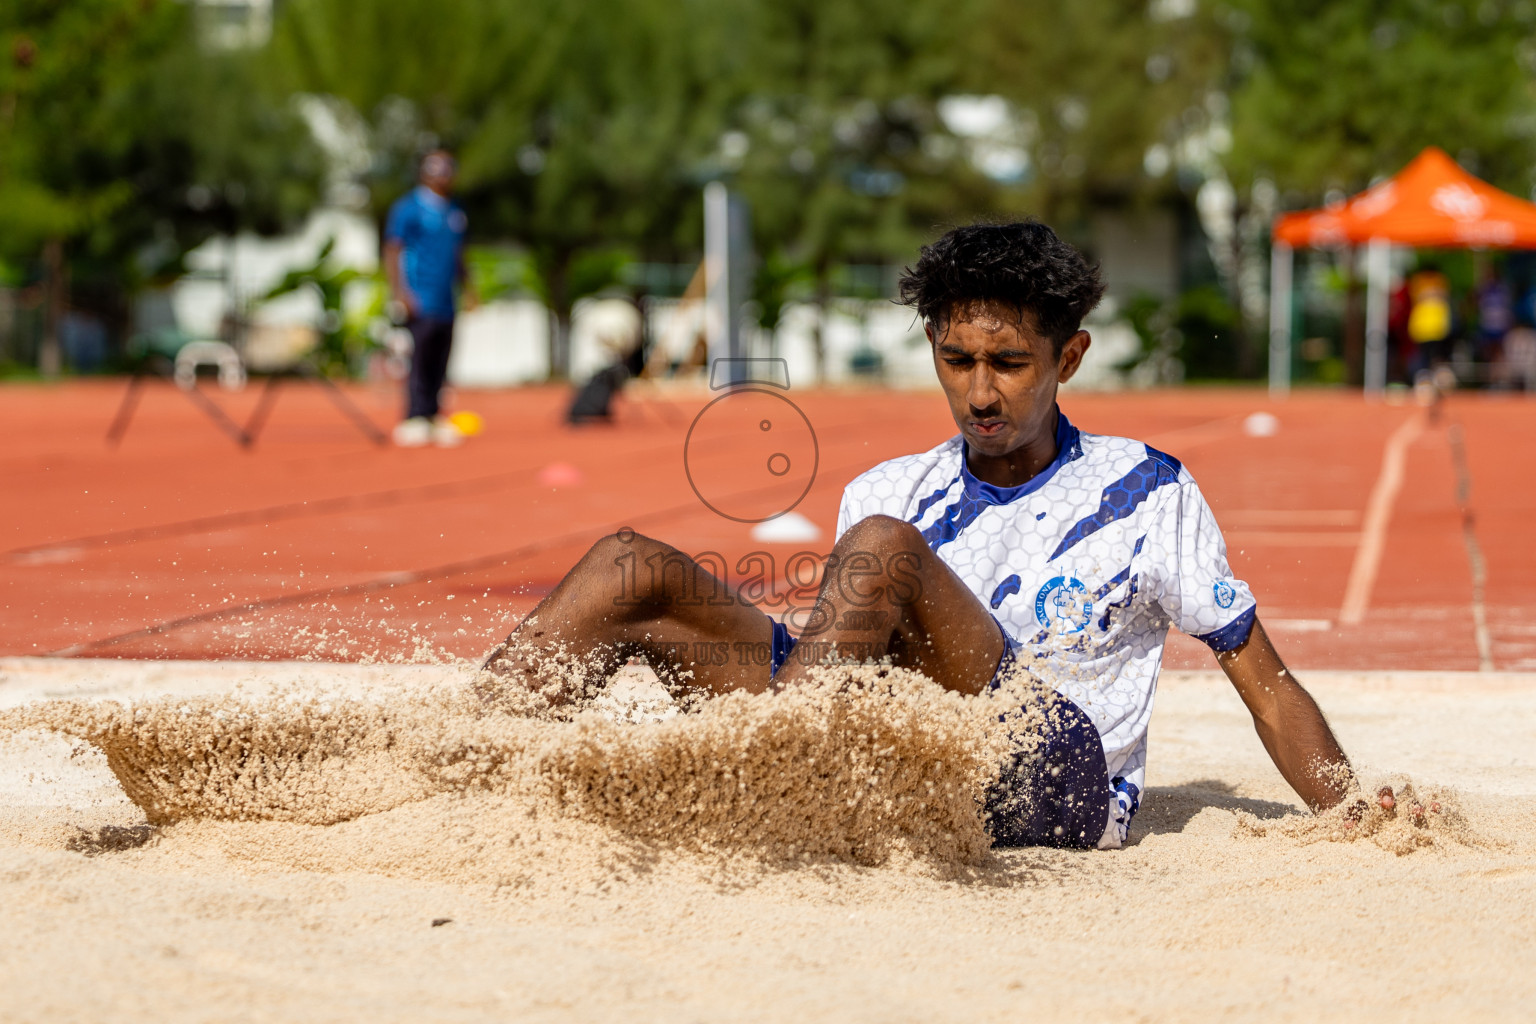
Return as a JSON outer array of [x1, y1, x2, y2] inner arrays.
[[393, 417, 432, 447], [432, 418, 463, 447]]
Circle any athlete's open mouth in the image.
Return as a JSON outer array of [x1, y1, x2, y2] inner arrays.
[[969, 420, 1008, 436]]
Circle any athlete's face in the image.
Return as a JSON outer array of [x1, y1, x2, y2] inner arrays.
[[929, 302, 1090, 465]]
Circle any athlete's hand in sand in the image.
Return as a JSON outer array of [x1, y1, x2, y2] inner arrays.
[[1340, 785, 1444, 829], [1215, 618, 1355, 812]]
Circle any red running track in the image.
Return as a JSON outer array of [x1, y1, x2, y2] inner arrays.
[[2, 378, 1533, 671]]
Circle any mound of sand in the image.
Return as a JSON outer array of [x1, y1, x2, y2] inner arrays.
[[1, 659, 1532, 1022], [2, 664, 1052, 877]]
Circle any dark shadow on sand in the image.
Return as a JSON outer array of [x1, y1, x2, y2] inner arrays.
[[1125, 779, 1298, 845]]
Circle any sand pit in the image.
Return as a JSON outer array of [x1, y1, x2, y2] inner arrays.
[[2, 657, 1534, 1022]]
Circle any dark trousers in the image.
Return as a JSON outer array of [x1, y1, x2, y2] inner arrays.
[[406, 315, 455, 420]]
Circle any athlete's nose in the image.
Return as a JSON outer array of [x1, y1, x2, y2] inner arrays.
[[968, 364, 1002, 413]]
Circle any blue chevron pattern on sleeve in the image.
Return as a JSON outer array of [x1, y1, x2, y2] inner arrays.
[[990, 574, 1021, 609], [1143, 444, 1181, 476], [920, 493, 991, 551], [1048, 457, 1181, 561], [907, 475, 960, 525]]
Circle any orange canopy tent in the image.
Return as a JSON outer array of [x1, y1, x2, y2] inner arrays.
[[1267, 147, 1536, 394]]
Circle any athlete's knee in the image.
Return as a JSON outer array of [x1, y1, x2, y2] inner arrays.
[[583, 530, 667, 567], [584, 530, 720, 609], [829, 516, 929, 608], [571, 531, 660, 602], [836, 514, 925, 557]]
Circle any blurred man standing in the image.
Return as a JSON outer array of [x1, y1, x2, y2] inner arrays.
[[385, 150, 475, 447], [1474, 264, 1513, 368]]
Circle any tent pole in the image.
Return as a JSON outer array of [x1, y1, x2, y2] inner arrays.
[[1268, 240, 1293, 398], [1364, 238, 1391, 396]]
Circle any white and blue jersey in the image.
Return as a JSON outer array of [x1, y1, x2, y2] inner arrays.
[[835, 408, 1256, 848]]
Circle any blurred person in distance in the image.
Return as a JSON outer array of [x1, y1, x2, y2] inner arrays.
[[1473, 262, 1513, 369], [1388, 275, 1412, 383], [1404, 263, 1453, 385], [384, 149, 478, 447], [1498, 282, 1536, 391]]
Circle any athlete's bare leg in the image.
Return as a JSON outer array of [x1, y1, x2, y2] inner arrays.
[[478, 516, 1005, 710], [479, 531, 775, 707], [773, 515, 1005, 695]]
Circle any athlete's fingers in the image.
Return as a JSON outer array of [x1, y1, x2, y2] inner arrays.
[[1377, 785, 1396, 812]]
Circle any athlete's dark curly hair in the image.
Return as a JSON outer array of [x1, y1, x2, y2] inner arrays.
[[898, 221, 1106, 355]]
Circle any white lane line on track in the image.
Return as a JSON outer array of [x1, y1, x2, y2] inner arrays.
[[1266, 618, 1335, 632], [1339, 410, 1426, 626]]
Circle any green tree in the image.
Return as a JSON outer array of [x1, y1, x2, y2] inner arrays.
[[727, 0, 1000, 378], [270, 0, 572, 221], [1220, 0, 1536, 382], [1226, 0, 1536, 197], [273, 0, 737, 379], [465, 0, 740, 378], [1, 0, 321, 372], [967, 0, 1231, 222]]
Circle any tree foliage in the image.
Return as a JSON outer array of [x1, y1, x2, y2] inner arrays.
[[728, 0, 994, 265], [1225, 0, 1536, 197], [1, 0, 320, 278], [272, 0, 739, 375], [966, 0, 1232, 220], [10, 0, 1536, 378]]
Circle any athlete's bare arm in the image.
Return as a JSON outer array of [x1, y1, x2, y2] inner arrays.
[[1215, 619, 1352, 811]]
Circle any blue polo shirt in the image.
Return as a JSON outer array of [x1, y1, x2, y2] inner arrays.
[[384, 186, 467, 319]]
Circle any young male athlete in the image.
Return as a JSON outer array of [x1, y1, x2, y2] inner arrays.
[[481, 221, 1365, 850]]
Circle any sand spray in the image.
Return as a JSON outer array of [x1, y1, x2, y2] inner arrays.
[[0, 649, 1478, 883]]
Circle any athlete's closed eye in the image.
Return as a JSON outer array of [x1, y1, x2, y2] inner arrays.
[[990, 349, 1031, 369]]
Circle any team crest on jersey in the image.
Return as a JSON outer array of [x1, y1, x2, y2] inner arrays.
[[1035, 576, 1093, 634], [1213, 580, 1236, 609]]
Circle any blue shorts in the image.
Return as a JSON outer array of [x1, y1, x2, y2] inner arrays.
[[984, 637, 1111, 849], [770, 619, 799, 676], [768, 620, 1110, 850]]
